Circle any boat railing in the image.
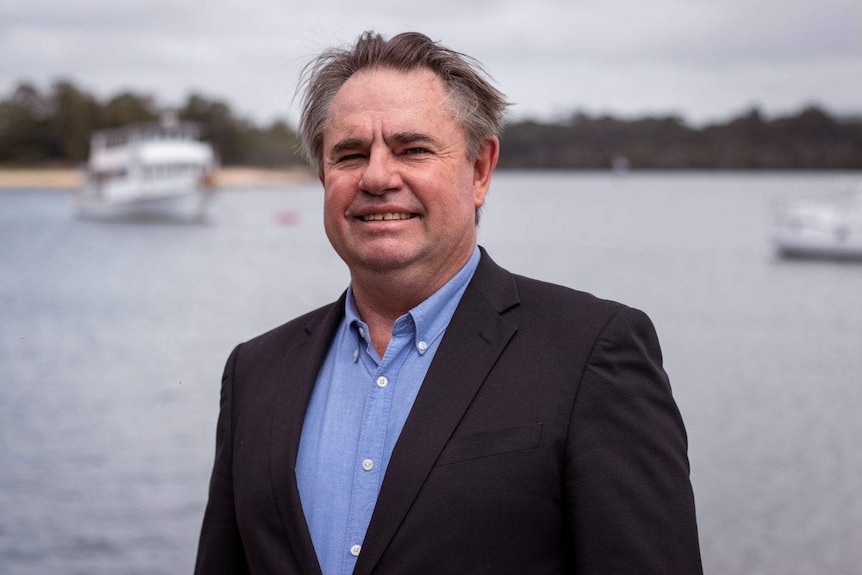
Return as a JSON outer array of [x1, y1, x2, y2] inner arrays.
[[91, 122, 203, 151]]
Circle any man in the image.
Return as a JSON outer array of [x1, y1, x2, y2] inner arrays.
[[195, 31, 702, 575]]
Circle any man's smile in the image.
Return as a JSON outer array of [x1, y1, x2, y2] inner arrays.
[[360, 212, 417, 221]]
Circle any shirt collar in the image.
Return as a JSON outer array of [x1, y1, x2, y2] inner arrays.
[[344, 246, 481, 356]]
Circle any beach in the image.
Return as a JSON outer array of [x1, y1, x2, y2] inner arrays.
[[0, 166, 314, 190]]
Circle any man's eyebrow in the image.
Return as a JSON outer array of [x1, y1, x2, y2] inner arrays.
[[328, 132, 439, 159], [329, 137, 367, 158], [386, 131, 438, 146]]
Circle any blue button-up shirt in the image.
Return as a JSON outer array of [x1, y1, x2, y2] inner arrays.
[[295, 247, 481, 575]]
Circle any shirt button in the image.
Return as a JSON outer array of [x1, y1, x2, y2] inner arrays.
[[417, 340, 428, 351], [362, 459, 374, 471], [353, 349, 359, 360], [350, 544, 361, 557], [358, 327, 366, 339], [376, 376, 388, 388]]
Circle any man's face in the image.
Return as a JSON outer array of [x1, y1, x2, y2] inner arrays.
[[320, 67, 496, 286]]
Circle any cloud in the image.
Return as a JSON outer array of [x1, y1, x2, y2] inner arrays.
[[0, 0, 859, 125]]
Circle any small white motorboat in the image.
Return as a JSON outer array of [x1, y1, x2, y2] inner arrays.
[[77, 117, 218, 221], [773, 183, 862, 261]]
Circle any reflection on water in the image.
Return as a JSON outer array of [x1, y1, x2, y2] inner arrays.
[[1, 172, 861, 575]]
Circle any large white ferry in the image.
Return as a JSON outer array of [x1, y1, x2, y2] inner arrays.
[[77, 118, 218, 220]]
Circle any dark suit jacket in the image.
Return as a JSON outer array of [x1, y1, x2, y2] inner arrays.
[[195, 248, 702, 574]]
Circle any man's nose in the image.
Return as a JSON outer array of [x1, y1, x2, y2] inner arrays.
[[359, 150, 402, 195]]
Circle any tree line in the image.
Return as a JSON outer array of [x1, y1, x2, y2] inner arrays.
[[499, 108, 862, 170], [2, 79, 861, 169], [0, 80, 305, 168]]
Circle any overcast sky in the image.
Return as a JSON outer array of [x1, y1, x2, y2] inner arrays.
[[1, 0, 860, 127]]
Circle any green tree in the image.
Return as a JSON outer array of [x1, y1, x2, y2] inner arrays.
[[100, 91, 158, 128], [0, 82, 54, 163], [180, 93, 247, 165], [242, 119, 304, 167], [47, 79, 101, 162]]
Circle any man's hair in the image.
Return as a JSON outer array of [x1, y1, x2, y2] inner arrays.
[[298, 31, 509, 173]]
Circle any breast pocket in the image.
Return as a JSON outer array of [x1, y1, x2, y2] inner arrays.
[[436, 423, 543, 466]]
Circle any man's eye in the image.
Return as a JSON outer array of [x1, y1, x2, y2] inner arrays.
[[337, 153, 364, 163], [403, 147, 428, 155]]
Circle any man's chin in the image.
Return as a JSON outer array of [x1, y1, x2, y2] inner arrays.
[[340, 246, 422, 274], [357, 255, 415, 273]]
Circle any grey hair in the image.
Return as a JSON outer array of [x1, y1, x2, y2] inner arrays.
[[298, 31, 509, 174]]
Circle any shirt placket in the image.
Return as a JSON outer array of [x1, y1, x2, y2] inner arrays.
[[341, 331, 405, 572]]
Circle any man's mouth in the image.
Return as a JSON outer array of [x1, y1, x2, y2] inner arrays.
[[360, 213, 416, 222]]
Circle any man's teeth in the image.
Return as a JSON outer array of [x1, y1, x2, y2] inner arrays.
[[361, 213, 413, 221]]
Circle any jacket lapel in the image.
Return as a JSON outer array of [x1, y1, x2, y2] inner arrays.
[[353, 249, 520, 575], [269, 296, 346, 575]]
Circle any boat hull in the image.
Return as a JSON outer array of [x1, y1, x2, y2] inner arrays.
[[77, 183, 214, 222], [773, 191, 862, 261], [775, 236, 862, 261]]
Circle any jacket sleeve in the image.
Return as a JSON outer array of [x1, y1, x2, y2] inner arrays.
[[194, 345, 251, 575], [565, 306, 703, 574]]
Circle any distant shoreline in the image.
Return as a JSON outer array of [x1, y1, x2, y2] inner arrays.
[[0, 166, 315, 190]]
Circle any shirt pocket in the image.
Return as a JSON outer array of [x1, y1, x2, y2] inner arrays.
[[436, 422, 543, 466]]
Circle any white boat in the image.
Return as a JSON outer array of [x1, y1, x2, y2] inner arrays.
[[77, 118, 218, 221], [773, 183, 862, 261]]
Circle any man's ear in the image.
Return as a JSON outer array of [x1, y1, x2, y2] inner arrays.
[[472, 136, 500, 209]]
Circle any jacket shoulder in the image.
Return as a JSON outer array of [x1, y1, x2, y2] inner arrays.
[[472, 248, 649, 339], [511, 273, 630, 322], [237, 299, 343, 360]]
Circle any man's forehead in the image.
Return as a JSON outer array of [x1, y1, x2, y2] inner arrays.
[[323, 68, 459, 146], [329, 68, 447, 116]]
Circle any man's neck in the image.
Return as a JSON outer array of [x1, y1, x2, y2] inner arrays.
[[348, 250, 474, 356], [349, 274, 431, 357]]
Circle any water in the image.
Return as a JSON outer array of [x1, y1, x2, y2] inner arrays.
[[1, 171, 861, 575]]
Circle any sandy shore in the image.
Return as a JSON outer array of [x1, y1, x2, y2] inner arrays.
[[0, 166, 314, 190], [215, 167, 315, 188]]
